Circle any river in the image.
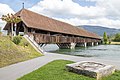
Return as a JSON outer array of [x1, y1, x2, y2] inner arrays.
[[42, 44, 120, 61]]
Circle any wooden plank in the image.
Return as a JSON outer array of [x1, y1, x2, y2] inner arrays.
[[27, 32, 100, 44]]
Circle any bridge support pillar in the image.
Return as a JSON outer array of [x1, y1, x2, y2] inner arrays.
[[84, 42, 87, 48], [70, 43, 76, 49], [87, 42, 94, 46], [76, 43, 84, 47], [95, 42, 98, 46], [57, 43, 76, 49], [91, 42, 94, 46]]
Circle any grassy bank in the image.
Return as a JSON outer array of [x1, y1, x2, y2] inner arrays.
[[111, 42, 120, 45], [18, 60, 120, 80], [0, 36, 42, 68]]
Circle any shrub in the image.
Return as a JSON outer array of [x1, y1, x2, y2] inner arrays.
[[23, 41, 29, 47], [12, 35, 22, 45]]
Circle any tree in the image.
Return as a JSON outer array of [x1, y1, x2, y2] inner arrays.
[[103, 32, 108, 44], [1, 13, 21, 38], [113, 33, 120, 42]]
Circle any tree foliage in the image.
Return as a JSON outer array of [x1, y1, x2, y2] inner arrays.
[[113, 33, 120, 42], [103, 32, 108, 44], [1, 13, 21, 23], [1, 13, 21, 38], [12, 35, 22, 45]]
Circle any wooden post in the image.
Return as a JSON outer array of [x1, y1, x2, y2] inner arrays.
[[23, 23, 28, 34], [7, 25, 11, 35], [14, 23, 17, 36], [11, 23, 13, 39]]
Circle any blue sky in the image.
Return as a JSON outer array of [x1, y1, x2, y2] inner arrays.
[[0, 0, 96, 11], [74, 0, 96, 7], [0, 0, 120, 29], [0, 0, 40, 11]]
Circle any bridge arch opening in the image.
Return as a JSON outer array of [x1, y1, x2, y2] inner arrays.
[[41, 44, 59, 52]]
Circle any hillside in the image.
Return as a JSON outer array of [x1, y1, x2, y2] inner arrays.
[[78, 25, 120, 36], [0, 36, 42, 68]]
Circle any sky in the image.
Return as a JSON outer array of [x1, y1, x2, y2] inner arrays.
[[0, 0, 120, 30]]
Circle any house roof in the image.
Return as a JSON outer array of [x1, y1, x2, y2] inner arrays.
[[4, 9, 100, 39]]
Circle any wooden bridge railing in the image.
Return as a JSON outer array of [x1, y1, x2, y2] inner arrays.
[[27, 33, 100, 44]]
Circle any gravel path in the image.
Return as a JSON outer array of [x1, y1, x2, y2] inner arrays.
[[0, 52, 120, 80]]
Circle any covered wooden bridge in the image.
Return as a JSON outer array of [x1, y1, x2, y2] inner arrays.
[[4, 9, 101, 49]]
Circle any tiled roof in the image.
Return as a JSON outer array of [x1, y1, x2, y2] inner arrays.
[[4, 9, 100, 39]]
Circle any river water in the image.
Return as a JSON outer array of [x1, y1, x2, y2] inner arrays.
[[42, 44, 120, 61]]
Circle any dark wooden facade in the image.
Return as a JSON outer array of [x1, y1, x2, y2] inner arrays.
[[27, 33, 101, 44]]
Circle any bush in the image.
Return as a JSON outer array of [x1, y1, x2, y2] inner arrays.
[[12, 35, 22, 45], [23, 41, 29, 47]]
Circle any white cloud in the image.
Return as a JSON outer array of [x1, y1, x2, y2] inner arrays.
[[55, 17, 120, 29], [0, 3, 14, 30], [0, 0, 120, 30], [29, 0, 120, 29], [29, 0, 105, 19], [96, 0, 120, 19]]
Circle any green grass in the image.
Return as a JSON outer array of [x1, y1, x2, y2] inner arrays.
[[102, 71, 120, 80], [0, 36, 42, 68], [18, 60, 95, 80], [18, 60, 120, 80]]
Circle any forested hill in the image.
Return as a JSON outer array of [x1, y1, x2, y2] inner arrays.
[[78, 25, 120, 36]]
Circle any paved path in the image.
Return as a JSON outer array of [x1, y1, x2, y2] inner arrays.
[[0, 52, 120, 80]]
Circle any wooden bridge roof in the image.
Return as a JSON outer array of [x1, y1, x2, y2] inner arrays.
[[4, 9, 100, 39]]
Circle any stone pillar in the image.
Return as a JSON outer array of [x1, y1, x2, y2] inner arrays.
[[76, 43, 84, 47], [84, 42, 87, 48], [57, 43, 76, 49], [70, 43, 76, 49], [96, 42, 98, 46], [94, 42, 98, 46], [91, 42, 94, 46]]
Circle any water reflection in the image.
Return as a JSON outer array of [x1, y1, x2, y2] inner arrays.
[[42, 44, 120, 61]]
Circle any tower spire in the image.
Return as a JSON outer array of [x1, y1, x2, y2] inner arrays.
[[22, 3, 24, 9]]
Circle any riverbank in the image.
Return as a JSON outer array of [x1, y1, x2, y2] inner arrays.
[[0, 52, 120, 80], [111, 42, 120, 45]]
